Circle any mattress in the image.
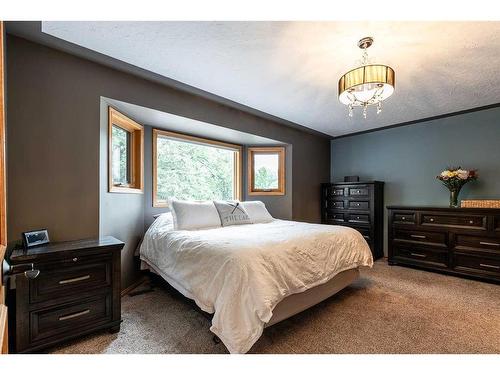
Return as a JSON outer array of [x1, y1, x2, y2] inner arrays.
[[139, 217, 373, 353]]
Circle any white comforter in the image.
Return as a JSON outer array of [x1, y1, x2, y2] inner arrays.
[[139, 217, 373, 353]]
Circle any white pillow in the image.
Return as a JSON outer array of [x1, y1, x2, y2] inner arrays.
[[169, 199, 222, 230], [152, 212, 174, 231], [240, 201, 274, 223]]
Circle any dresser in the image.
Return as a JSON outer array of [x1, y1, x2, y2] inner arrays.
[[387, 206, 500, 283], [5, 236, 124, 353], [321, 182, 384, 260]]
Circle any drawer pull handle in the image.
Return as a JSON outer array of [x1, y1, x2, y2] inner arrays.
[[363, 235, 370, 239], [479, 263, 500, 270], [401, 217, 406, 220], [24, 264, 40, 279], [469, 220, 474, 224], [410, 234, 427, 239], [410, 252, 427, 258], [59, 309, 90, 321], [479, 241, 500, 247], [429, 218, 434, 222], [59, 275, 91, 285]]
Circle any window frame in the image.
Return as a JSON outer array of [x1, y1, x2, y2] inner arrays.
[[152, 129, 242, 208], [108, 107, 144, 194], [247, 146, 286, 196]]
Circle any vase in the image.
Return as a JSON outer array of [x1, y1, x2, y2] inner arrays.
[[449, 188, 460, 208]]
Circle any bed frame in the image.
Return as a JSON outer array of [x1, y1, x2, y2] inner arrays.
[[140, 259, 359, 330], [265, 267, 359, 327]]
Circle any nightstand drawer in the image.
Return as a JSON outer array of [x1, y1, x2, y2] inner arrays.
[[31, 294, 112, 343], [30, 256, 112, 304]]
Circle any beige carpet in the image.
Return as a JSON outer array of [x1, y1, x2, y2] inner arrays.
[[49, 260, 500, 354]]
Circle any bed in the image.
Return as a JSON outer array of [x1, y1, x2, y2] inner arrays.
[[139, 207, 373, 354]]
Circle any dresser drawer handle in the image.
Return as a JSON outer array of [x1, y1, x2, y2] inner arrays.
[[59, 275, 91, 285], [410, 252, 427, 258], [58, 309, 90, 321], [363, 235, 370, 239], [468, 220, 474, 224], [479, 263, 500, 270], [429, 218, 434, 222], [479, 241, 500, 247], [410, 234, 426, 239]]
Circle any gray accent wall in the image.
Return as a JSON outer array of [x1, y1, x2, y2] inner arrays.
[[331, 106, 500, 255], [6, 35, 330, 288]]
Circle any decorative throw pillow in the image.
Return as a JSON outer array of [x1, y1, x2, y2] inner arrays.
[[169, 199, 222, 230], [213, 201, 252, 227], [240, 201, 274, 223]]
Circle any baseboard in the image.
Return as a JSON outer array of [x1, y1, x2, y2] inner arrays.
[[121, 276, 148, 297]]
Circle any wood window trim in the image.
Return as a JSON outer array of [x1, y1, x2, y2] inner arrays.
[[248, 146, 286, 196], [153, 129, 242, 208], [0, 21, 8, 354], [108, 107, 144, 194]]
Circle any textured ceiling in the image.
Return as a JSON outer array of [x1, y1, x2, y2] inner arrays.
[[43, 21, 500, 137]]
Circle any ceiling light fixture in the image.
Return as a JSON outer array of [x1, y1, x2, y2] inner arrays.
[[338, 37, 395, 119]]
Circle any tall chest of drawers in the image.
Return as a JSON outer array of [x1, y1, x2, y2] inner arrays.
[[321, 182, 384, 260], [6, 236, 124, 353], [388, 206, 500, 283]]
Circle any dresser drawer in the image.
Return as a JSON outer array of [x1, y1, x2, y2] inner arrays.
[[30, 256, 112, 304], [453, 253, 500, 276], [351, 226, 371, 242], [494, 215, 500, 232], [330, 188, 345, 197], [348, 201, 369, 210], [454, 235, 500, 253], [31, 294, 112, 343], [348, 213, 370, 224], [348, 187, 369, 196], [328, 200, 345, 209], [421, 213, 486, 229], [392, 244, 448, 267], [392, 212, 415, 225], [393, 229, 447, 247], [327, 212, 345, 223]]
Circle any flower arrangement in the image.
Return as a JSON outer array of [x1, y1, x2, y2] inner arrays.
[[436, 167, 478, 208]]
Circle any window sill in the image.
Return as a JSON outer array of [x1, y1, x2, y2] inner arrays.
[[109, 186, 144, 194], [248, 190, 285, 196]]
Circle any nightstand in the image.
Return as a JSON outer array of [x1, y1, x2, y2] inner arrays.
[[5, 236, 124, 353]]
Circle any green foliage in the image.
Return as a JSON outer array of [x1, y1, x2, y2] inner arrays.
[[156, 137, 235, 202], [254, 167, 278, 189]]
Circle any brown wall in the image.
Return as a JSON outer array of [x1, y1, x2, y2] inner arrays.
[[6, 35, 330, 286]]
